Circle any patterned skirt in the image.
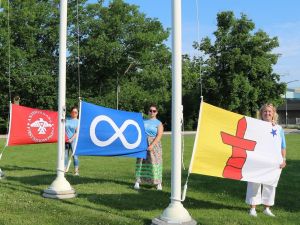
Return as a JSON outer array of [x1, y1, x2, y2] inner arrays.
[[135, 136, 163, 185]]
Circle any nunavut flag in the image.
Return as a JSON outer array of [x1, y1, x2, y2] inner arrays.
[[7, 104, 59, 146], [73, 101, 147, 158], [189, 102, 284, 187]]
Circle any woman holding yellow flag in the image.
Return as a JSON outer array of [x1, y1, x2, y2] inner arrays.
[[246, 103, 286, 217]]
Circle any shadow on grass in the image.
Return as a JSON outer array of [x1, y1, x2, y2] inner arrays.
[[5, 159, 299, 214], [6, 172, 134, 189], [61, 197, 152, 225], [78, 190, 246, 211], [0, 175, 45, 198], [8, 172, 247, 210], [7, 174, 56, 186], [1, 165, 53, 172], [2, 165, 133, 186], [182, 159, 300, 212], [66, 174, 133, 186]]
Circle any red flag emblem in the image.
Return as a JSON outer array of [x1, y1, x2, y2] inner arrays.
[[7, 104, 59, 146]]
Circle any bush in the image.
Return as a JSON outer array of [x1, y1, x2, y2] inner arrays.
[[0, 118, 8, 134]]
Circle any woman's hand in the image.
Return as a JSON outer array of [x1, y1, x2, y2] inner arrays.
[[147, 144, 154, 151], [280, 160, 286, 169]]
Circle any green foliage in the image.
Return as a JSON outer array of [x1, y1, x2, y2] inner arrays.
[[0, 3, 288, 132], [195, 11, 286, 116], [0, 0, 172, 129], [0, 0, 60, 111], [182, 54, 202, 130], [66, 0, 172, 127]]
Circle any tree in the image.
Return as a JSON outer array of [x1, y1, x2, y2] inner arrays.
[[0, 0, 172, 133], [0, 0, 174, 131], [0, 0, 60, 111], [195, 11, 286, 116], [182, 54, 202, 130], [67, 0, 172, 126], [0, 0, 63, 132]]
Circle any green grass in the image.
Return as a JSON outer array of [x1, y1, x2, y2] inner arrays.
[[0, 134, 299, 225]]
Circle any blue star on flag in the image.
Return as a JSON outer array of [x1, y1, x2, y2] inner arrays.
[[270, 129, 277, 137]]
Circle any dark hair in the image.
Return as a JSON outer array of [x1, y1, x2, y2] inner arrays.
[[149, 104, 158, 110], [70, 106, 78, 112]]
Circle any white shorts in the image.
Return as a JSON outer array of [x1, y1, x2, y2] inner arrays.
[[245, 182, 276, 206]]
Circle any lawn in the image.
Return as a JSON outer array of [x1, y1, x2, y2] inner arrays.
[[0, 134, 299, 225]]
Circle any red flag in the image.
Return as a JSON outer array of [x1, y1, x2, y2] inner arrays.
[[7, 104, 59, 146]]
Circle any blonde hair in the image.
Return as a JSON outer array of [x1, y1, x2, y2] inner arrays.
[[259, 103, 279, 124]]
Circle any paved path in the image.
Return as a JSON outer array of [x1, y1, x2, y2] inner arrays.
[[164, 129, 300, 135], [284, 129, 300, 134], [0, 132, 195, 138], [162, 131, 196, 135]]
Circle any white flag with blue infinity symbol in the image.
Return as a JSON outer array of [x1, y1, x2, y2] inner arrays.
[[73, 101, 147, 158]]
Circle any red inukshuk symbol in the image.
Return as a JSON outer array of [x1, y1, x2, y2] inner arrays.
[[220, 117, 257, 180]]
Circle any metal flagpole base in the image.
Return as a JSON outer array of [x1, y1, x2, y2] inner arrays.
[[152, 201, 197, 225], [43, 175, 76, 199]]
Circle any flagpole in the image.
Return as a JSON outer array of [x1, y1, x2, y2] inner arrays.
[[152, 0, 196, 224], [43, 0, 76, 199]]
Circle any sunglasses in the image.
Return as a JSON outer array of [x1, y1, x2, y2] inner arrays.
[[149, 109, 157, 113]]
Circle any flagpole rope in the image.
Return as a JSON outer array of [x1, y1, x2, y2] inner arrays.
[[181, 97, 204, 202], [181, 111, 186, 170], [0, 146, 7, 160], [7, 0, 11, 102], [66, 157, 72, 172], [76, 0, 81, 99], [181, 1, 203, 201], [65, 1, 80, 173], [1, 1, 12, 162], [195, 0, 203, 97], [181, 173, 190, 202]]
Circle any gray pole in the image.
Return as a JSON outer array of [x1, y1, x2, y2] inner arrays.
[[284, 80, 299, 126], [285, 92, 287, 126]]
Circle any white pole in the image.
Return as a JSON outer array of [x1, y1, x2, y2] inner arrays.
[[43, 0, 76, 199], [171, 0, 182, 205], [152, 0, 195, 224]]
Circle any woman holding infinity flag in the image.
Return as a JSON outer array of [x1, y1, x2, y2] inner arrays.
[[64, 106, 80, 176], [134, 104, 164, 190], [246, 103, 286, 217]]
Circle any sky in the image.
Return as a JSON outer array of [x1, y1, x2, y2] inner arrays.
[[88, 0, 300, 88]]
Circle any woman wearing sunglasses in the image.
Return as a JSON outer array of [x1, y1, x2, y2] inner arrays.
[[134, 104, 164, 190], [64, 106, 80, 175]]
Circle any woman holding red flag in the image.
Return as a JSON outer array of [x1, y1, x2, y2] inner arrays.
[[64, 106, 80, 175]]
